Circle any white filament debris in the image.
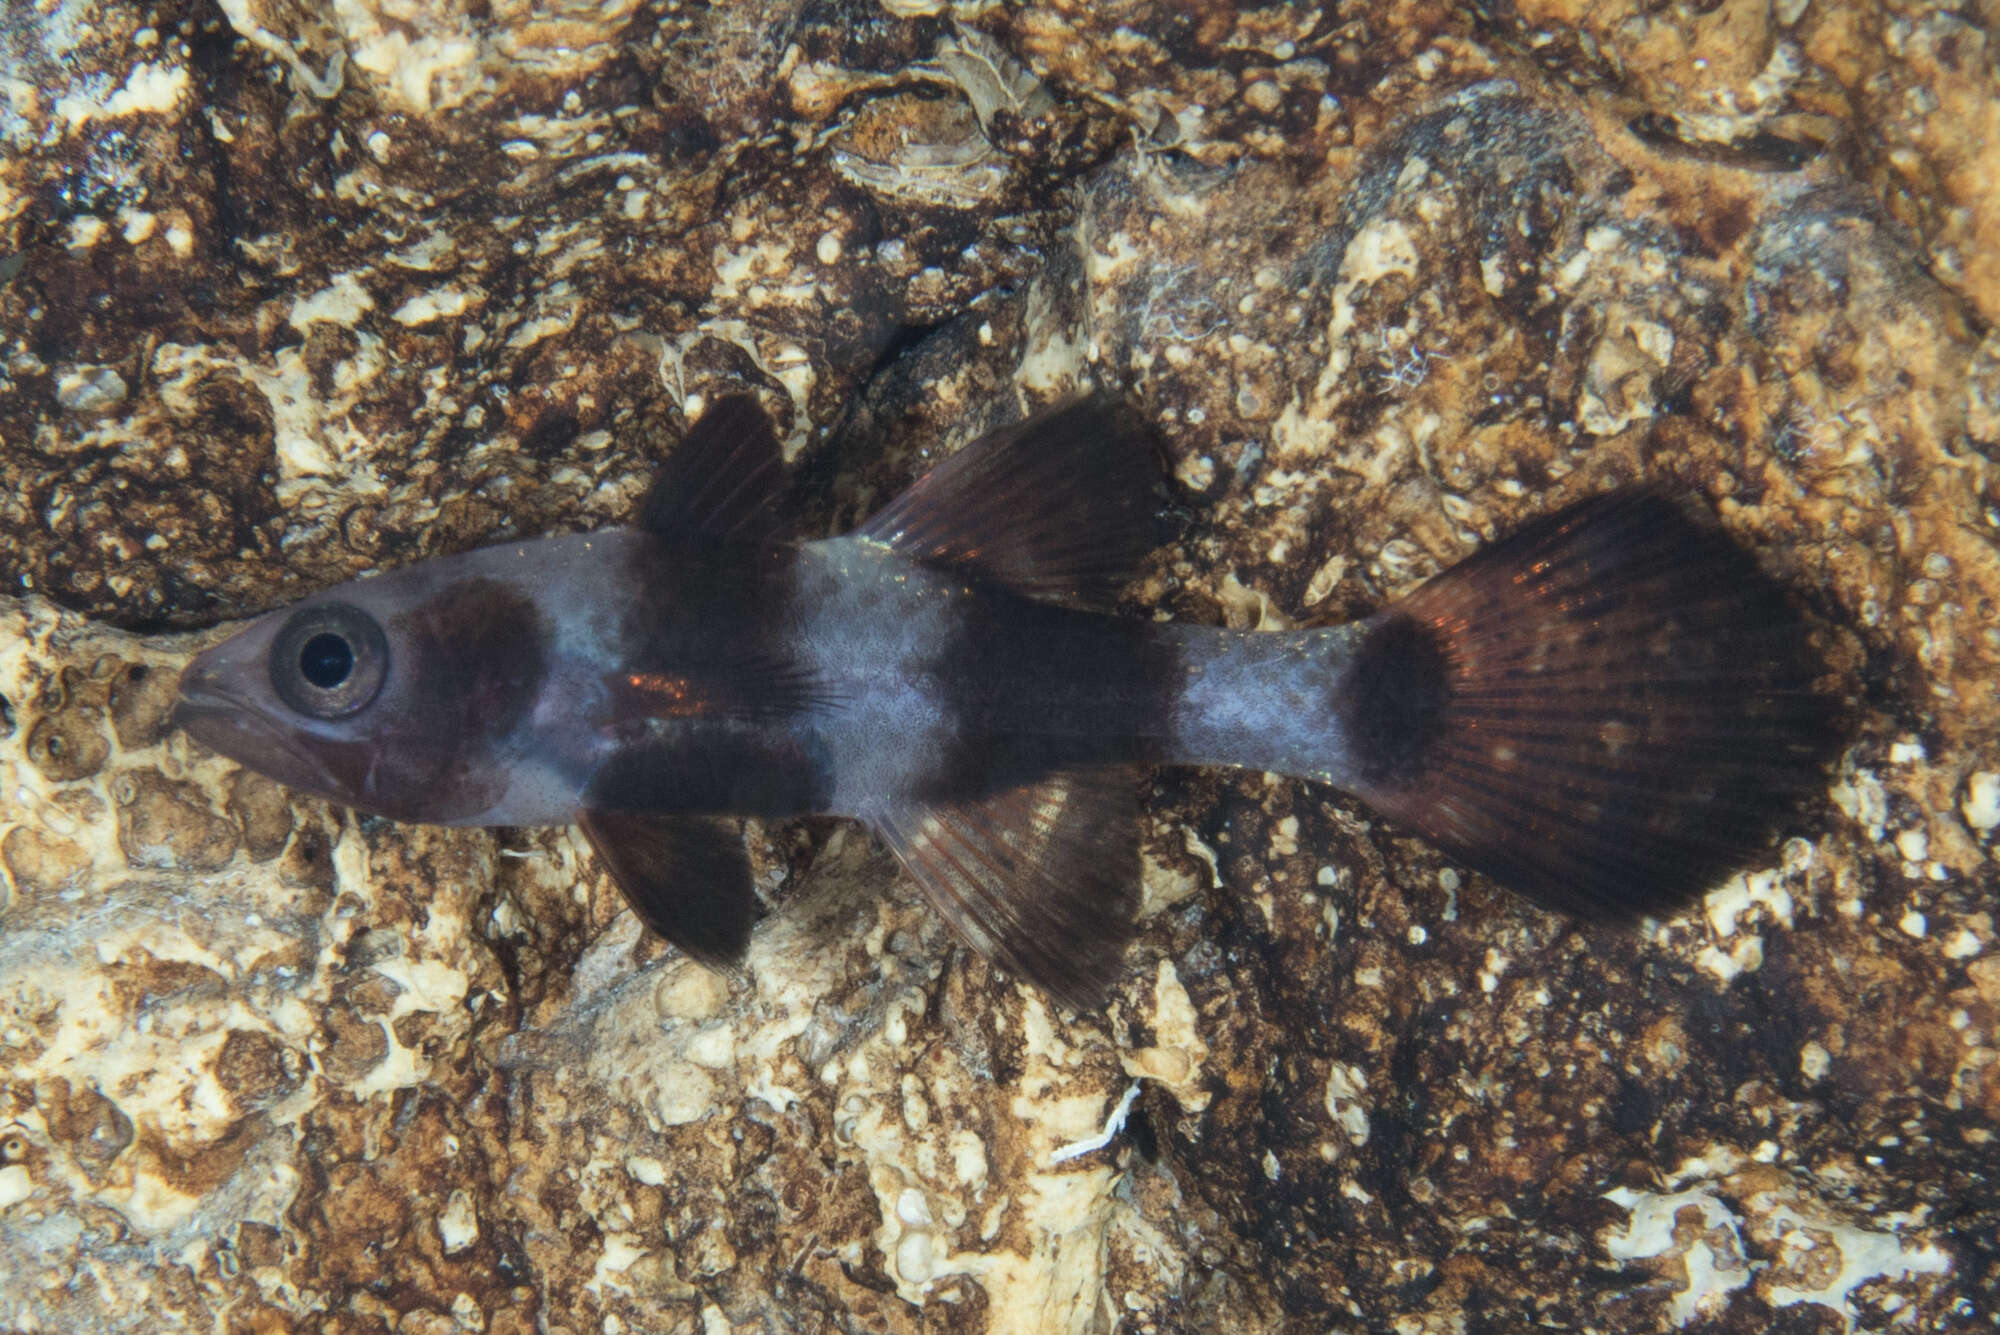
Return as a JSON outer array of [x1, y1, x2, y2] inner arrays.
[[1049, 1082, 1143, 1164]]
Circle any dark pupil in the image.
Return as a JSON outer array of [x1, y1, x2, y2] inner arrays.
[[299, 632, 355, 689]]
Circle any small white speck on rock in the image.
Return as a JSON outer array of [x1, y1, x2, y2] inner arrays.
[[437, 1188, 479, 1254], [55, 365, 128, 414], [1799, 1041, 1832, 1081], [1961, 772, 2000, 833], [1896, 827, 1929, 863]]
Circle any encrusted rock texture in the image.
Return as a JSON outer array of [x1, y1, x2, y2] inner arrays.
[[3, 1, 1998, 1331]]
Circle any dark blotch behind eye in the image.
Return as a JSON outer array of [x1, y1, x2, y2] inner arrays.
[[270, 602, 388, 719], [299, 632, 354, 689]]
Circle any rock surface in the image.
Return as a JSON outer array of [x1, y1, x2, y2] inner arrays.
[[3, 1, 1998, 1331]]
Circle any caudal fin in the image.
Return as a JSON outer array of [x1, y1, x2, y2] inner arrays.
[[1336, 487, 1841, 920]]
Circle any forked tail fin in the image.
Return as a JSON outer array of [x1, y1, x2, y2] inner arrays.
[[1335, 487, 1841, 919]]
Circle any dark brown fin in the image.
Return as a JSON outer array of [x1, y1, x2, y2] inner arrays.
[[858, 395, 1162, 607], [1339, 487, 1840, 920], [578, 808, 761, 968], [869, 769, 1140, 1009], [640, 394, 790, 545]]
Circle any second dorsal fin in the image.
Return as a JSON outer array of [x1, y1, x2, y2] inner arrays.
[[858, 395, 1163, 607], [640, 394, 790, 545]]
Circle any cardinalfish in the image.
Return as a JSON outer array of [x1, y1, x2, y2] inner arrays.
[[174, 395, 1837, 1005]]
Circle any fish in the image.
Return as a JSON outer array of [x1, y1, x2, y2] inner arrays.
[[173, 393, 1839, 1006]]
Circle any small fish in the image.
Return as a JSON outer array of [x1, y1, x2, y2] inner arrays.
[[175, 395, 1837, 1005]]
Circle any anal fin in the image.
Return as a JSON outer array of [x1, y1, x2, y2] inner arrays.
[[578, 809, 761, 969], [869, 769, 1139, 1009]]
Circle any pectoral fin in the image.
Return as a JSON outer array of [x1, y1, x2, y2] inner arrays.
[[869, 769, 1139, 1009], [578, 808, 761, 968]]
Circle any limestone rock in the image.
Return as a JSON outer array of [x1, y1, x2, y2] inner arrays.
[[3, 1, 1996, 1331]]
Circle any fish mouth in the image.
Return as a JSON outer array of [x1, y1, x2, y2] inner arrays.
[[173, 673, 344, 801]]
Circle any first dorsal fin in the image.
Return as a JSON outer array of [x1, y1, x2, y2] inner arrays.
[[858, 395, 1163, 608], [640, 394, 790, 545], [578, 808, 762, 969], [868, 768, 1140, 1009]]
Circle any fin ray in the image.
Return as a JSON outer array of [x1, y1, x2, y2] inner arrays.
[[870, 769, 1140, 1008], [859, 396, 1162, 607], [1339, 486, 1839, 919], [606, 651, 837, 723], [579, 809, 761, 968], [640, 394, 789, 545]]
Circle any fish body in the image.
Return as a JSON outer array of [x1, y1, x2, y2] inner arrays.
[[176, 395, 1837, 1004]]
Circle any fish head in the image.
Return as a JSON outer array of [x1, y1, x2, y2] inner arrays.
[[174, 552, 560, 824]]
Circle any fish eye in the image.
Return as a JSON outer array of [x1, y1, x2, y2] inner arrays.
[[269, 602, 388, 719], [299, 633, 353, 689]]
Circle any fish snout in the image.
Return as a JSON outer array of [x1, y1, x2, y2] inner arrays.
[[170, 651, 236, 735]]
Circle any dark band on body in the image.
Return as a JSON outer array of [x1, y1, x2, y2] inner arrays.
[[914, 583, 1180, 805], [582, 537, 836, 817], [366, 576, 551, 819], [1334, 611, 1453, 789]]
